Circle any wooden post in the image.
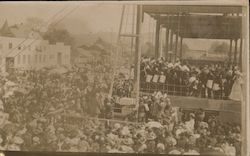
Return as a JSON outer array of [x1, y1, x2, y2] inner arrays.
[[174, 32, 178, 61], [180, 37, 183, 60], [134, 5, 143, 122], [155, 19, 160, 59], [239, 38, 243, 68], [169, 30, 174, 62], [165, 28, 169, 59], [229, 39, 232, 63], [159, 26, 163, 58], [234, 39, 238, 65], [175, 13, 180, 61]]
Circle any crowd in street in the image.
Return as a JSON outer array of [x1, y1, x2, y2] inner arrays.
[[0, 72, 241, 155], [0, 58, 241, 155], [140, 57, 243, 101]]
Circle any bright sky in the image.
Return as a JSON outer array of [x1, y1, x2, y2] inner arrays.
[[0, 2, 123, 34], [0, 2, 231, 50]]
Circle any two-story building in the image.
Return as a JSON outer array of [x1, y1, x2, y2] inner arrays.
[[0, 20, 71, 72]]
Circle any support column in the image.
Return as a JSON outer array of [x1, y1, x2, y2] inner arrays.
[[233, 39, 238, 64], [159, 26, 163, 58], [165, 28, 169, 59], [169, 29, 174, 62], [134, 5, 142, 101], [174, 32, 178, 61], [229, 39, 232, 63], [180, 37, 183, 60], [239, 38, 243, 68], [155, 19, 160, 59]]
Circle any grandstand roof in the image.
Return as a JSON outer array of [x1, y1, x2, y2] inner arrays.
[[143, 5, 242, 39]]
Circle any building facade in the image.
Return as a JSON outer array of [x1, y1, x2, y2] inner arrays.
[[0, 36, 71, 72]]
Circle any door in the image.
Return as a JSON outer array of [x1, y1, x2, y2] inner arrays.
[[5, 57, 14, 73], [57, 52, 62, 65]]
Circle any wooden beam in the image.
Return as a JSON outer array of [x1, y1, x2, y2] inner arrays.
[[143, 5, 242, 14]]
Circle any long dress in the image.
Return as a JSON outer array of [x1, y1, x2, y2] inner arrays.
[[229, 75, 243, 101]]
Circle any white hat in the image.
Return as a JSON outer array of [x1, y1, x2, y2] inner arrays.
[[114, 123, 121, 130], [182, 65, 190, 72], [13, 136, 24, 145], [32, 136, 40, 142], [157, 143, 165, 150], [167, 63, 174, 68], [121, 126, 130, 136], [120, 145, 134, 153], [169, 149, 182, 154], [189, 77, 196, 83]]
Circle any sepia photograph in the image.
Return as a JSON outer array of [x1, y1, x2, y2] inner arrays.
[[0, 1, 248, 156]]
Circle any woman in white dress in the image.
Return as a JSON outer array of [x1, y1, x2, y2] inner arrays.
[[229, 68, 243, 101]]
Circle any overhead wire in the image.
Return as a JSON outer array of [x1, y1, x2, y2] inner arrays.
[[0, 5, 70, 56], [1, 5, 80, 69]]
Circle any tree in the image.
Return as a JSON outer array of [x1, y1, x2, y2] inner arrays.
[[24, 17, 45, 32], [208, 41, 229, 54], [43, 24, 76, 62], [43, 26, 74, 46]]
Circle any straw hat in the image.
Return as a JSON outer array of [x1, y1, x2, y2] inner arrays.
[[121, 126, 130, 136], [13, 136, 24, 145], [113, 123, 121, 131], [120, 145, 134, 153], [146, 131, 156, 141], [157, 143, 165, 150], [167, 63, 174, 68], [122, 137, 134, 146]]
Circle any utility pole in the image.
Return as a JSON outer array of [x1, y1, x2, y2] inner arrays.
[[134, 5, 143, 121]]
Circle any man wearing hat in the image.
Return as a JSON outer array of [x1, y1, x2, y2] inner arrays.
[[199, 66, 209, 98], [145, 128, 156, 153]]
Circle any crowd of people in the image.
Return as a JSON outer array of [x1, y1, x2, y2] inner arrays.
[[0, 57, 242, 155], [0, 82, 241, 155], [140, 57, 243, 101], [0, 60, 114, 150]]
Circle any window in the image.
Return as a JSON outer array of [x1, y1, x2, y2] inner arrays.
[[17, 55, 21, 64], [35, 46, 42, 52], [28, 55, 31, 64], [23, 55, 26, 64], [9, 43, 13, 49], [35, 55, 37, 64], [43, 55, 46, 62], [39, 54, 42, 63]]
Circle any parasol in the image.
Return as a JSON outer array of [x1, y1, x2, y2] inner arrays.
[[146, 121, 163, 128]]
